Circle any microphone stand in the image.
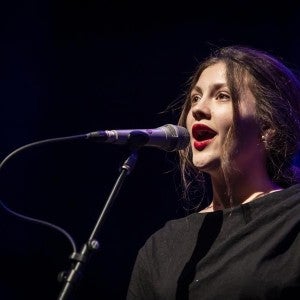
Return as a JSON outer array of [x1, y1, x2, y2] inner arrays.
[[57, 149, 138, 300]]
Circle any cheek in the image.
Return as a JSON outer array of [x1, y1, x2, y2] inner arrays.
[[215, 110, 233, 135]]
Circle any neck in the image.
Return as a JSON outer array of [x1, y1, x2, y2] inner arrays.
[[203, 171, 282, 212]]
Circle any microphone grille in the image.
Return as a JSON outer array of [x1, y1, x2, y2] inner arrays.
[[163, 124, 190, 151]]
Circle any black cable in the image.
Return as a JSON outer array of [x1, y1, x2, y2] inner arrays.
[[0, 133, 88, 253]]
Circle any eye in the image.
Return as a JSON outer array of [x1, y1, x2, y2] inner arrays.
[[191, 94, 202, 105], [216, 92, 231, 102]]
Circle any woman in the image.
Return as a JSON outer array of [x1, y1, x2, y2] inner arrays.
[[126, 45, 300, 299]]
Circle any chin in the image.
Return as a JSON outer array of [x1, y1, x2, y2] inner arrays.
[[192, 156, 220, 172]]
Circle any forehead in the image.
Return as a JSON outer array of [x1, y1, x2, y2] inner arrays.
[[194, 61, 253, 96], [196, 62, 227, 88]]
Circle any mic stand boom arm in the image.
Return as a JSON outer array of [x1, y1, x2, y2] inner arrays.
[[57, 149, 138, 300]]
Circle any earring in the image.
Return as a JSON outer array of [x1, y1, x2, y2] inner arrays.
[[262, 135, 268, 146]]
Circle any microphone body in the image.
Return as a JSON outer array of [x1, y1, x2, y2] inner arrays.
[[86, 124, 190, 152]]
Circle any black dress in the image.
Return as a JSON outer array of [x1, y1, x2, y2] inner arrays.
[[127, 184, 300, 299]]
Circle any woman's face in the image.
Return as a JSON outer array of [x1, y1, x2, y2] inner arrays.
[[186, 62, 264, 175]]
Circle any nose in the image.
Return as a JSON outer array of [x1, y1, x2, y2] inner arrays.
[[191, 98, 211, 120]]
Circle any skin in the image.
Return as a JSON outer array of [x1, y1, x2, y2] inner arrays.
[[186, 62, 282, 211]]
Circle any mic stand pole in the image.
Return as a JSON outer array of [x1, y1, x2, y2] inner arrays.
[[57, 149, 138, 300]]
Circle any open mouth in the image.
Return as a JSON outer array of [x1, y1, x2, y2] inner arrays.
[[192, 123, 217, 151], [192, 124, 217, 141]]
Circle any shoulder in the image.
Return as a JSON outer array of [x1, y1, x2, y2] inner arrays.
[[245, 184, 300, 231], [270, 183, 300, 210], [138, 212, 204, 259], [255, 183, 300, 208], [282, 183, 300, 196], [149, 213, 202, 242]]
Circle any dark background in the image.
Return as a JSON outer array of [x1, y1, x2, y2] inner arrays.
[[0, 1, 300, 299]]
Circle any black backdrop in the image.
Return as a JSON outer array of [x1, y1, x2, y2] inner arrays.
[[1, 1, 300, 299]]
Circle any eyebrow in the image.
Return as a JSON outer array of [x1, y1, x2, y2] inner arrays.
[[192, 83, 228, 95]]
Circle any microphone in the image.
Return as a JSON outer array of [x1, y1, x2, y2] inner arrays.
[[86, 124, 190, 152]]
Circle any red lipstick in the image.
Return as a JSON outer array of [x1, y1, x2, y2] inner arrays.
[[192, 124, 217, 151]]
